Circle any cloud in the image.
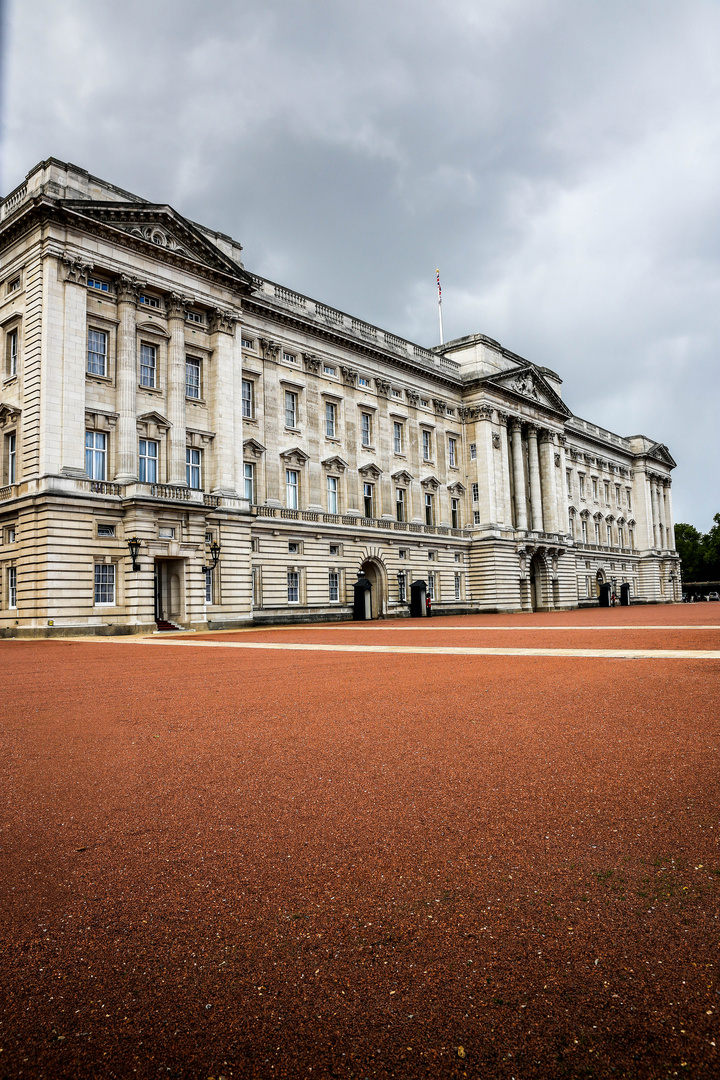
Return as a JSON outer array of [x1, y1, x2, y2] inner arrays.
[[2, 0, 719, 527]]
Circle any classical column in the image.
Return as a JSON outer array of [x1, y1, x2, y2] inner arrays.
[[496, 412, 513, 525], [664, 480, 675, 549], [59, 256, 91, 477], [166, 294, 189, 487], [114, 274, 143, 482], [474, 405, 496, 525], [556, 433, 570, 535], [510, 419, 528, 530], [527, 424, 544, 532], [209, 308, 239, 495], [538, 430, 558, 534], [649, 478, 659, 548]]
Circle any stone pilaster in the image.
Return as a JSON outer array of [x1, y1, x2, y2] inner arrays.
[[166, 294, 190, 487], [664, 480, 675, 549], [114, 274, 143, 482], [209, 307, 240, 495], [59, 256, 91, 477], [539, 430, 558, 534], [496, 412, 513, 525], [527, 424, 544, 532], [556, 434, 570, 535], [510, 419, 528, 531]]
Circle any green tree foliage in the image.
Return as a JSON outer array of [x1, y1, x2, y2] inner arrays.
[[675, 514, 720, 581]]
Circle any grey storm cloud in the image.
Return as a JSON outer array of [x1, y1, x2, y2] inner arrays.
[[2, 0, 719, 527]]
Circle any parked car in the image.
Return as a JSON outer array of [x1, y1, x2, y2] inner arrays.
[[708, 591, 720, 601]]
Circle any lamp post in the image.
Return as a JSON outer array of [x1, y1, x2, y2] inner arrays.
[[203, 539, 221, 572], [126, 536, 142, 572]]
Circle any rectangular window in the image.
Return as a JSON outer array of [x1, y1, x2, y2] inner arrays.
[[94, 563, 115, 605], [424, 492, 434, 525], [87, 278, 109, 292], [242, 379, 253, 419], [594, 522, 601, 545], [363, 482, 374, 519], [329, 544, 339, 556], [396, 487, 405, 522], [473, 510, 481, 524], [186, 357, 201, 399], [159, 527, 175, 540], [420, 398, 429, 407], [7, 328, 18, 376], [579, 474, 585, 499], [97, 524, 115, 537], [286, 469, 299, 509], [287, 571, 299, 603], [448, 438, 457, 468], [393, 421, 403, 454], [451, 497, 459, 529], [325, 402, 336, 438], [391, 388, 402, 399], [327, 475, 338, 514], [85, 430, 107, 480], [244, 462, 254, 502], [428, 550, 436, 561], [422, 430, 432, 461], [615, 484, 621, 506], [568, 512, 574, 536], [138, 439, 158, 483], [592, 478, 598, 500], [186, 447, 201, 489], [427, 572, 435, 600], [618, 523, 624, 547], [398, 549, 407, 559], [284, 390, 297, 428], [358, 376, 369, 387], [629, 528, 634, 550], [626, 488, 632, 511], [241, 336, 254, 350], [361, 412, 372, 446], [470, 443, 477, 460], [5, 432, 17, 484], [204, 568, 213, 603], [7, 565, 17, 608], [472, 482, 479, 503], [139, 295, 160, 309], [87, 329, 107, 377], [288, 542, 300, 554], [397, 572, 406, 603], [606, 521, 612, 545], [454, 573, 461, 600], [581, 519, 588, 543], [328, 570, 339, 602], [323, 364, 336, 376], [140, 343, 156, 388], [186, 310, 204, 325], [604, 481, 610, 504], [283, 351, 296, 364], [7, 277, 21, 294]]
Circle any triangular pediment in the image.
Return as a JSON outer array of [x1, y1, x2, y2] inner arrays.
[[280, 446, 309, 465], [646, 442, 677, 468], [137, 410, 171, 429], [391, 469, 414, 484], [243, 438, 266, 458], [421, 475, 440, 490], [61, 201, 254, 288], [480, 365, 571, 417], [0, 401, 21, 426], [358, 462, 383, 478], [447, 481, 466, 495], [322, 455, 349, 472]]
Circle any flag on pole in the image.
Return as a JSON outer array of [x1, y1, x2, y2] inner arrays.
[[436, 269, 444, 344], [436, 268, 442, 303]]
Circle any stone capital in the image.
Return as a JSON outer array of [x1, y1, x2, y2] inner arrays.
[[303, 353, 321, 373], [167, 292, 194, 320], [115, 274, 145, 303], [375, 378, 391, 398], [60, 254, 93, 286], [210, 307, 238, 335], [341, 366, 358, 386]]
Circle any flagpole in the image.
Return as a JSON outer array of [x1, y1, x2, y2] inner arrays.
[[436, 268, 444, 344]]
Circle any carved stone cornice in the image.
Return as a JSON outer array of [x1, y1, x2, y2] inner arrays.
[[496, 410, 510, 425], [209, 308, 238, 335], [61, 254, 93, 286], [405, 389, 419, 407], [260, 338, 281, 361], [375, 378, 391, 398], [115, 274, 145, 303], [557, 434, 567, 447], [447, 481, 466, 495], [341, 366, 358, 386], [303, 353, 321, 374], [432, 398, 447, 415], [421, 475, 440, 490], [358, 462, 383, 478], [279, 446, 309, 466]]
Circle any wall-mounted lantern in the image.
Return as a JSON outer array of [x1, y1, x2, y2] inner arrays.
[[203, 539, 221, 572], [126, 536, 142, 572]]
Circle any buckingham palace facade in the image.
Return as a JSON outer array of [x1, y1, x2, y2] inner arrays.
[[0, 159, 681, 636]]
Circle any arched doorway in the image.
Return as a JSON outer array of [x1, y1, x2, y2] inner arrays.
[[596, 568, 606, 597], [529, 553, 545, 611], [361, 558, 386, 618]]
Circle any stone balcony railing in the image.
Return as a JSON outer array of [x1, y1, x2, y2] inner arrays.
[[252, 504, 471, 537]]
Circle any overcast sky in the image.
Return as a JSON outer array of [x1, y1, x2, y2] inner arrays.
[[2, 0, 718, 529]]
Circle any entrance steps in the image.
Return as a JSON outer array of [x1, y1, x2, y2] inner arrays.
[[154, 619, 183, 633]]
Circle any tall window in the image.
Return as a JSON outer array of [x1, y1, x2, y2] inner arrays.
[[186, 447, 201, 489], [472, 482, 479, 503], [7, 566, 17, 608], [594, 522, 601, 545], [139, 439, 158, 483], [328, 570, 339, 602], [604, 481, 610, 504], [287, 571, 299, 603], [204, 568, 213, 604], [393, 422, 403, 454], [568, 511, 574, 537], [592, 478, 598, 500], [140, 344, 156, 387], [244, 462, 254, 502], [396, 487, 405, 522], [242, 379, 254, 419], [579, 475, 585, 499], [186, 357, 201, 399], [454, 573, 461, 600], [85, 431, 106, 480], [284, 390, 297, 428], [5, 432, 17, 484], [629, 528, 634, 550], [94, 563, 115, 605], [286, 469, 299, 509], [361, 412, 372, 446], [606, 521, 612, 545], [327, 475, 338, 514], [451, 497, 459, 528], [7, 328, 18, 376], [581, 518, 588, 543], [424, 492, 434, 525], [422, 430, 432, 461], [325, 402, 336, 438], [618, 523, 624, 547], [626, 488, 632, 511], [87, 329, 107, 376], [397, 572, 406, 603], [470, 442, 477, 460], [363, 482, 374, 519], [427, 572, 435, 600], [448, 438, 457, 468], [615, 484, 621, 506], [566, 471, 572, 496]]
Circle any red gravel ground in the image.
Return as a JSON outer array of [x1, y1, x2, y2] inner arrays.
[[1, 603, 719, 1079]]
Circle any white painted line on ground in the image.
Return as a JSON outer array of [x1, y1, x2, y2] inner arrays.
[[141, 639, 720, 660]]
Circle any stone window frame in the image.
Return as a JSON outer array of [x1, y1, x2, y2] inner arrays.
[[136, 323, 169, 396], [185, 353, 204, 403], [93, 558, 119, 609], [280, 378, 305, 432], [137, 412, 170, 486], [84, 409, 118, 481], [3, 315, 21, 382]]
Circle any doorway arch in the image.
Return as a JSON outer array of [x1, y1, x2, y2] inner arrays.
[[529, 553, 548, 611], [360, 558, 386, 619], [596, 568, 606, 597]]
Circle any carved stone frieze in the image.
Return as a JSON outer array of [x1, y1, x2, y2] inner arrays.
[[432, 398, 447, 415], [303, 353, 321, 374], [260, 338, 281, 361], [375, 378, 391, 398], [210, 308, 238, 335], [61, 255, 93, 286], [405, 389, 419, 407], [341, 366, 358, 386]]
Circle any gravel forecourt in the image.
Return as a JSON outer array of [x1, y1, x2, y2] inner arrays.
[[1, 603, 719, 1079]]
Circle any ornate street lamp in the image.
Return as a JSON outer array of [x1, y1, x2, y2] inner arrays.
[[203, 539, 221, 572], [126, 536, 142, 572]]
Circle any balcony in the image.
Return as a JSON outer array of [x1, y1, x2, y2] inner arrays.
[[252, 505, 472, 537]]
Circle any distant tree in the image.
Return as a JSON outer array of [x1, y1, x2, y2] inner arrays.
[[676, 515, 720, 582], [703, 513, 720, 580]]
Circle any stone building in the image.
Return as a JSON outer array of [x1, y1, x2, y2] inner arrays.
[[0, 159, 681, 635]]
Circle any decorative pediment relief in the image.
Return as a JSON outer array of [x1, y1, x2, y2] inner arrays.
[[480, 364, 571, 417], [568, 504, 578, 515], [186, 427, 215, 448], [137, 411, 171, 438], [61, 202, 253, 286], [243, 438, 266, 459], [60, 254, 93, 285], [280, 446, 309, 466], [358, 462, 383, 478], [322, 455, 349, 472], [421, 475, 440, 490], [85, 408, 117, 432], [447, 481, 466, 496], [579, 509, 591, 519], [341, 366, 358, 386], [593, 511, 604, 521], [646, 441, 677, 469], [391, 469, 414, 485], [136, 319, 170, 338], [0, 402, 21, 427]]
